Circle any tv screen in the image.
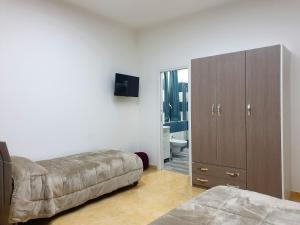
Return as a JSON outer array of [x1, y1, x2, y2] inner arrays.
[[114, 73, 139, 97]]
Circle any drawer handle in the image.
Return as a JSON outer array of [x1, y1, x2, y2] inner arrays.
[[196, 178, 208, 183], [225, 172, 240, 177], [198, 167, 208, 172]]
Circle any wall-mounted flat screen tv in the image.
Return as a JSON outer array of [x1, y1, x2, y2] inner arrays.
[[114, 73, 139, 97]]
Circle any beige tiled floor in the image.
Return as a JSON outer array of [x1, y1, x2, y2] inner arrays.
[[25, 167, 204, 225]]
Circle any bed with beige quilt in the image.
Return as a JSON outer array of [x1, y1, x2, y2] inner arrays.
[[149, 186, 300, 225], [0, 142, 143, 224]]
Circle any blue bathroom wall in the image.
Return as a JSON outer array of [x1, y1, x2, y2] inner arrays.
[[169, 70, 181, 121], [163, 72, 170, 122], [163, 121, 188, 133], [163, 79, 188, 122], [178, 82, 188, 92]]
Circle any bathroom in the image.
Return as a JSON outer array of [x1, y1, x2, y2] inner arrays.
[[161, 68, 189, 174]]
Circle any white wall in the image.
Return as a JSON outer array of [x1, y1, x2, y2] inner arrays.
[[0, 0, 139, 160], [137, 0, 300, 191]]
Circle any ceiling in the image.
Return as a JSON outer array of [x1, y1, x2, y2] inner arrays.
[[63, 0, 238, 29]]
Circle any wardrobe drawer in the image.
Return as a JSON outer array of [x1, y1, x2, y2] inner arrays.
[[192, 174, 246, 189], [192, 162, 246, 182]]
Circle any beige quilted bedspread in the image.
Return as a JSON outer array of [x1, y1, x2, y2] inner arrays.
[[9, 150, 143, 223], [149, 186, 300, 225]]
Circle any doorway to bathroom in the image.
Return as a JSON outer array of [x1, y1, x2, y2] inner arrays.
[[160, 68, 189, 175]]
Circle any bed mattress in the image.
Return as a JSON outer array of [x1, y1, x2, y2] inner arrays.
[[9, 150, 143, 223]]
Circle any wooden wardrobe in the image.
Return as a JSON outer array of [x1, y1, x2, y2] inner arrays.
[[191, 45, 291, 199]]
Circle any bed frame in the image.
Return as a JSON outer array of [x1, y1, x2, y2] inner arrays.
[[0, 142, 12, 225]]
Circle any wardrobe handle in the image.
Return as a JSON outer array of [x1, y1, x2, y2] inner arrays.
[[211, 104, 215, 115], [247, 104, 251, 116], [217, 104, 221, 116]]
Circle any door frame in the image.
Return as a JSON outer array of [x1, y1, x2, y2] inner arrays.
[[158, 66, 192, 178]]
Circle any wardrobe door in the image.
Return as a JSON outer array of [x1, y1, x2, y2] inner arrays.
[[246, 45, 282, 198], [216, 52, 246, 169], [191, 57, 217, 164]]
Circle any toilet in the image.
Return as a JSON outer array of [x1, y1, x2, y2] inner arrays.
[[170, 138, 187, 156]]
